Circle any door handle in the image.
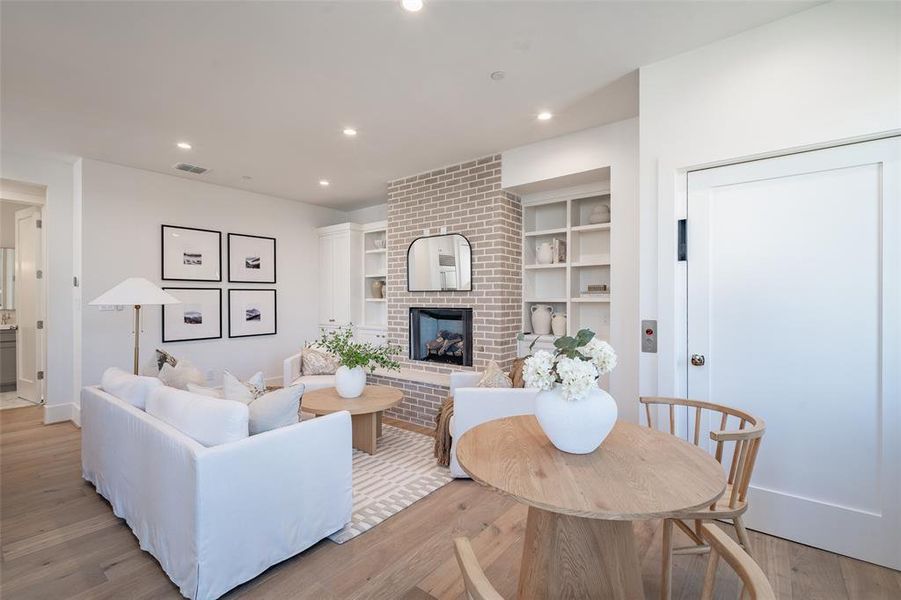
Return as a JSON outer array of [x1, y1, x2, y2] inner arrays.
[[691, 354, 706, 366]]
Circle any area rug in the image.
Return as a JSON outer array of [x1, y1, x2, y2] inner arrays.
[[329, 424, 453, 544]]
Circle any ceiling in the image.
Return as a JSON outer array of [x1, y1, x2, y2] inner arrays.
[[1, 1, 816, 210]]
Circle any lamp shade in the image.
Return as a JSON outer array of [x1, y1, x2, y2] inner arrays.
[[89, 278, 181, 306]]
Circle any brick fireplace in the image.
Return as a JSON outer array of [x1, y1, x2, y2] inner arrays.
[[380, 154, 522, 427]]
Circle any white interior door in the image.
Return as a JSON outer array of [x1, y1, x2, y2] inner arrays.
[[14, 206, 43, 403], [686, 137, 900, 568]]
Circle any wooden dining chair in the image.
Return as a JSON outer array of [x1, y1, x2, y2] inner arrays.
[[699, 522, 775, 600], [639, 396, 766, 600], [453, 537, 504, 600]]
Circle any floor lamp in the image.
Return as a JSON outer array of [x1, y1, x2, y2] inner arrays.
[[89, 278, 181, 374]]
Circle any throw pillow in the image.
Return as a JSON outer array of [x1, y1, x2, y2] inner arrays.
[[140, 348, 179, 377], [158, 360, 207, 390], [478, 360, 512, 388], [248, 384, 304, 434], [301, 346, 339, 376], [100, 367, 162, 410], [222, 370, 266, 404], [509, 358, 526, 388]]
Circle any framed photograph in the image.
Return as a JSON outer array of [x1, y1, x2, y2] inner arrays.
[[161, 288, 222, 342], [161, 225, 222, 282], [228, 233, 276, 283], [228, 289, 277, 338]]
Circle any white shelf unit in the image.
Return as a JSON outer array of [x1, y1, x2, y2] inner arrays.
[[361, 221, 388, 329], [521, 182, 612, 341]]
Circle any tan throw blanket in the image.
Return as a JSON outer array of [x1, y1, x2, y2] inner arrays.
[[433, 394, 454, 467]]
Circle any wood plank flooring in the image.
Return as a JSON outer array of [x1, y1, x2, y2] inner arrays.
[[2, 406, 899, 599]]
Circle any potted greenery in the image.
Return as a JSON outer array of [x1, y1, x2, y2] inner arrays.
[[523, 328, 618, 454], [316, 325, 401, 398]]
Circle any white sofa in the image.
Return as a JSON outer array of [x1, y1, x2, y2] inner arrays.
[[283, 352, 336, 391], [449, 371, 539, 478], [81, 384, 353, 600]]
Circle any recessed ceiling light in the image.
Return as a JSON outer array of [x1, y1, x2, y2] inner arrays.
[[319, 179, 330, 187], [176, 141, 192, 150], [343, 128, 358, 137], [401, 0, 423, 12], [537, 111, 553, 121], [490, 71, 505, 81]]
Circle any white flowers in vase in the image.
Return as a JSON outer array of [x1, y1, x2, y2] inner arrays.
[[523, 329, 617, 401]]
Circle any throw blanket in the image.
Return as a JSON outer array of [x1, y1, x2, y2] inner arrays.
[[433, 394, 454, 467]]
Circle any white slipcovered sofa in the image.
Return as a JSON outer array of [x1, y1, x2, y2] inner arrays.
[[449, 371, 539, 478], [81, 382, 353, 600], [283, 352, 335, 391]]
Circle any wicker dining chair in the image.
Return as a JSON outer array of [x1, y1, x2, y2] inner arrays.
[[639, 396, 766, 600]]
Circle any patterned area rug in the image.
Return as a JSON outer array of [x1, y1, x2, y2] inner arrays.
[[329, 424, 453, 544]]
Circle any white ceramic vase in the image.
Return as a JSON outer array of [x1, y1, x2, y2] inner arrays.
[[535, 384, 617, 454], [535, 242, 554, 265], [551, 313, 567, 336], [530, 304, 553, 335], [335, 365, 366, 398]]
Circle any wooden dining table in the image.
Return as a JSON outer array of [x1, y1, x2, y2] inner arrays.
[[456, 415, 726, 599]]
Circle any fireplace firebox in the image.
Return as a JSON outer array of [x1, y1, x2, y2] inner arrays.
[[409, 307, 473, 367]]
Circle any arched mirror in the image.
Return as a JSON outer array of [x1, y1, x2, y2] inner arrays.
[[406, 234, 472, 292]]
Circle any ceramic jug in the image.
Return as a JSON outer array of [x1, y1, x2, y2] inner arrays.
[[588, 201, 611, 224], [551, 313, 567, 336], [531, 304, 553, 335], [535, 242, 554, 265]]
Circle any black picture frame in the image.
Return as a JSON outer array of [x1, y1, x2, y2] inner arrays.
[[161, 225, 222, 282], [227, 232, 277, 284], [406, 232, 473, 292], [228, 288, 277, 338], [161, 287, 222, 342]]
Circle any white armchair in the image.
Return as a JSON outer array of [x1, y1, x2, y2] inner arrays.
[[283, 352, 336, 391], [449, 371, 538, 478]]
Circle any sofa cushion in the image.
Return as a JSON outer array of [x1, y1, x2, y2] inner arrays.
[[100, 367, 162, 410], [146, 387, 248, 447], [290, 374, 335, 391], [158, 361, 207, 390], [249, 384, 304, 434], [222, 370, 266, 404]]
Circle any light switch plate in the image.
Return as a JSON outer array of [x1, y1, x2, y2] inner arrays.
[[641, 320, 657, 353]]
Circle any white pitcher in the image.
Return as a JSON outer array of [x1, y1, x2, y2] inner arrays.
[[535, 242, 554, 265], [551, 313, 567, 336], [531, 304, 553, 335]]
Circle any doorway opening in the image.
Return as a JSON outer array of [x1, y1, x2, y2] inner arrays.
[[0, 179, 47, 410]]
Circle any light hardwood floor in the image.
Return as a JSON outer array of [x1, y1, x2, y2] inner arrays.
[[2, 406, 899, 599]]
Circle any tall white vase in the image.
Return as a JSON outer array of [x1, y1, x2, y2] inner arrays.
[[335, 365, 366, 398], [534, 384, 617, 454], [531, 304, 553, 335]]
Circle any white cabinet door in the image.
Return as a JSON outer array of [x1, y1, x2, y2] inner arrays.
[[356, 327, 387, 347], [331, 232, 351, 324], [686, 137, 900, 569], [318, 235, 334, 325]]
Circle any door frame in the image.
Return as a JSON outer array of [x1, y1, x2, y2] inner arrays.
[[1, 180, 48, 404]]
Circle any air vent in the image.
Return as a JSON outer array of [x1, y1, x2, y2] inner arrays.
[[174, 162, 209, 175]]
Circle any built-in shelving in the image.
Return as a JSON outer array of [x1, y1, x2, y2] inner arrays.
[[521, 182, 612, 341], [361, 221, 388, 329]]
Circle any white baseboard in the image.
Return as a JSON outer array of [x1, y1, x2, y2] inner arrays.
[[44, 402, 81, 427]]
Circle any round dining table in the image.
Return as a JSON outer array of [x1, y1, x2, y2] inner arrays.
[[456, 415, 726, 599]]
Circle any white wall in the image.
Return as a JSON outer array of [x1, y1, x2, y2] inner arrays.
[[81, 159, 348, 389], [1, 202, 21, 247], [502, 118, 640, 422], [639, 1, 901, 398], [0, 152, 78, 423], [346, 203, 387, 224]]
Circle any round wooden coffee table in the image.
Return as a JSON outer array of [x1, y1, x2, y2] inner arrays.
[[302, 385, 403, 455], [456, 415, 726, 599]]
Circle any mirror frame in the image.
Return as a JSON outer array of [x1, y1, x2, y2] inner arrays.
[[406, 233, 473, 292]]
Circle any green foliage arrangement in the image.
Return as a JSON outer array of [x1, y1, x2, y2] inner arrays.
[[316, 325, 402, 373]]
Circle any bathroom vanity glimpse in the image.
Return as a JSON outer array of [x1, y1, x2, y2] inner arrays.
[[0, 326, 16, 392]]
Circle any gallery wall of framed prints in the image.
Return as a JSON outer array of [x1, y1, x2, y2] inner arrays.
[[162, 288, 223, 342], [160, 225, 278, 341]]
